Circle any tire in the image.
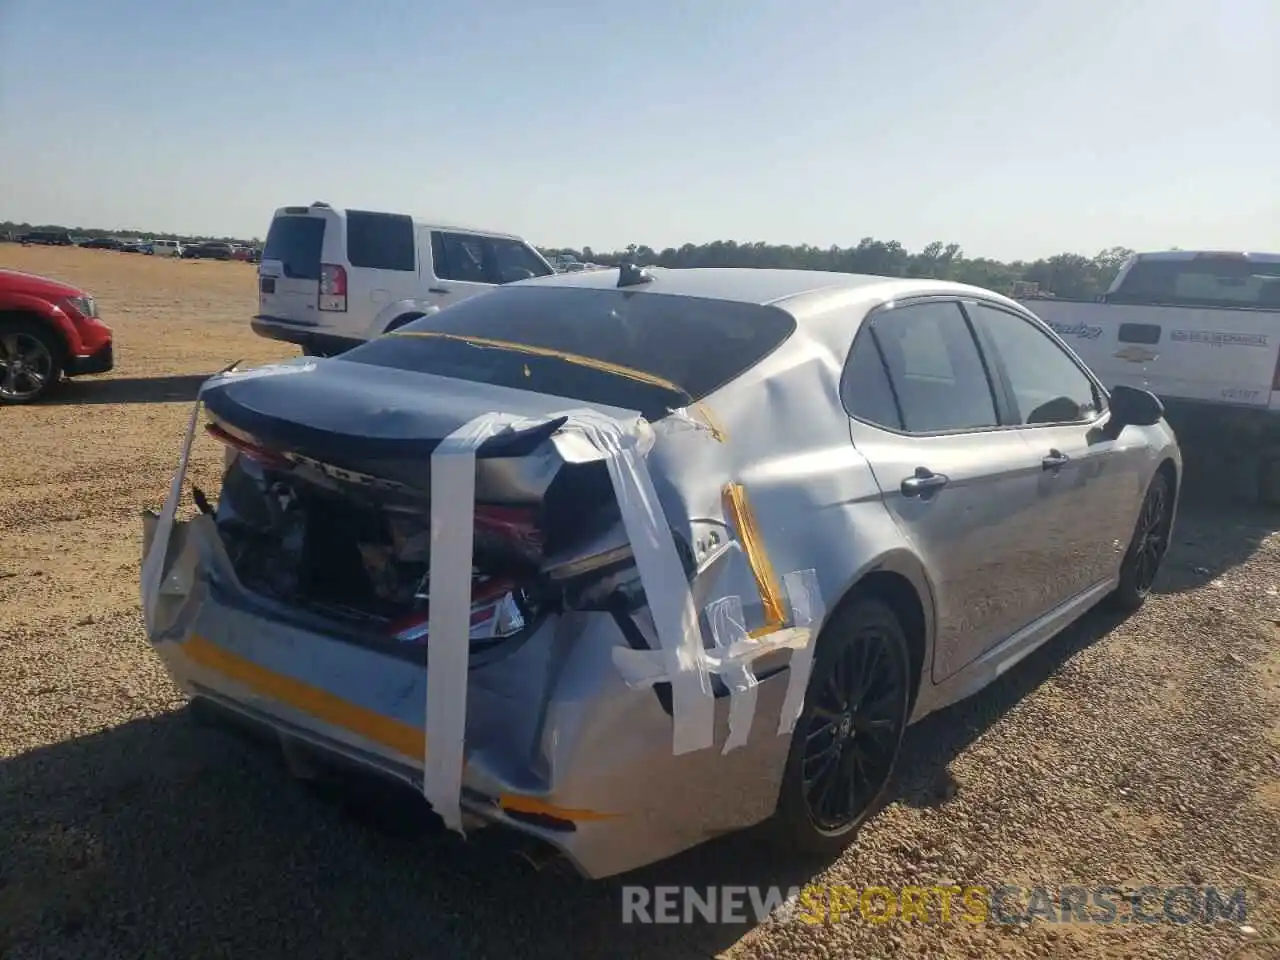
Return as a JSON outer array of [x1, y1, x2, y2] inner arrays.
[[0, 318, 64, 405], [771, 597, 912, 856], [1109, 471, 1173, 613]]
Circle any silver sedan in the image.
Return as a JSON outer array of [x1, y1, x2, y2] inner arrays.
[[141, 265, 1179, 878]]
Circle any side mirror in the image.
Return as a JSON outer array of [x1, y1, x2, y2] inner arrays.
[[1108, 384, 1163, 428]]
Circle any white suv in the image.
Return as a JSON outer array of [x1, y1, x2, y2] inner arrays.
[[251, 202, 555, 356], [150, 239, 183, 258]]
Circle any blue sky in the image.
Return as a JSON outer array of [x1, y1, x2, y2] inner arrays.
[[1, 0, 1275, 260]]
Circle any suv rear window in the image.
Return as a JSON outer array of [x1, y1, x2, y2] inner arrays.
[[340, 285, 796, 418], [263, 216, 325, 281], [346, 210, 415, 271], [1111, 257, 1280, 309]]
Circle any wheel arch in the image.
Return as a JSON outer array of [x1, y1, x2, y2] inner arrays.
[[0, 301, 73, 362], [365, 299, 442, 340], [820, 550, 936, 715]]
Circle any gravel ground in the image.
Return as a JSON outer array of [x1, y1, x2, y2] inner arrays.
[[1, 245, 1278, 959]]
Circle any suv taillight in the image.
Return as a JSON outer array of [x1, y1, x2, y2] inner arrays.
[[319, 263, 347, 312]]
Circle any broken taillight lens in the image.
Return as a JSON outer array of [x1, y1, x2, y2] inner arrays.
[[205, 422, 292, 469], [387, 575, 528, 645]]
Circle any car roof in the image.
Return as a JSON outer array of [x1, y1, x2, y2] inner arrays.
[[271, 205, 527, 242], [1129, 250, 1280, 264], [519, 266, 1024, 317]]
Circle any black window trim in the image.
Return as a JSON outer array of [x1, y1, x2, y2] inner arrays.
[[839, 294, 1018, 439], [959, 298, 1110, 431]]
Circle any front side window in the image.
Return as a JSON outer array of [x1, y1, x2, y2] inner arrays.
[[489, 238, 554, 282], [966, 302, 1100, 425], [431, 232, 554, 284], [864, 301, 999, 433]]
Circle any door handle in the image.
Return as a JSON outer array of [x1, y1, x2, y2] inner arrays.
[[428, 287, 451, 295], [901, 466, 949, 498], [1042, 449, 1070, 470]]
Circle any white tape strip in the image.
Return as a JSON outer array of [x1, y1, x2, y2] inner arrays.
[[422, 413, 525, 834], [706, 595, 757, 754], [140, 361, 315, 636], [611, 569, 823, 748], [557, 410, 715, 757], [777, 569, 824, 736]]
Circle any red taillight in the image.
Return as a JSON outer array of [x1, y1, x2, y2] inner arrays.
[[319, 263, 347, 311], [387, 576, 524, 644], [205, 422, 291, 468]]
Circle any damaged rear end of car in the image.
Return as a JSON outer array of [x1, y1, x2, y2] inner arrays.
[[140, 281, 818, 879]]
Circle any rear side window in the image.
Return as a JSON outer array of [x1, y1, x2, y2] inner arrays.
[[1111, 257, 1280, 308], [262, 216, 324, 281], [841, 329, 903, 430], [862, 301, 999, 433], [340, 285, 796, 419], [431, 232, 553, 284], [346, 210, 415, 271]]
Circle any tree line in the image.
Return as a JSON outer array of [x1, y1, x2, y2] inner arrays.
[[539, 240, 1139, 299], [1, 221, 256, 247], [3, 217, 1137, 299]]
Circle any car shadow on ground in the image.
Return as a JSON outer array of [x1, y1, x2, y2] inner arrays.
[[2, 508, 1275, 960], [42, 374, 211, 405], [1153, 495, 1279, 595]]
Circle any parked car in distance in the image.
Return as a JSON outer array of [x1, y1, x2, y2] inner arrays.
[[150, 239, 184, 258], [0, 268, 114, 403], [81, 237, 126, 251], [184, 241, 235, 261], [19, 229, 74, 246], [251, 201, 555, 357], [147, 266, 1179, 878]]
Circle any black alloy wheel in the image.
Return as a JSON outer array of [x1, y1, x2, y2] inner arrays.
[[1111, 471, 1173, 612], [774, 598, 911, 854], [0, 324, 62, 404]]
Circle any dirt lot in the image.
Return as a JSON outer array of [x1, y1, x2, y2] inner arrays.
[[1, 245, 1278, 959]]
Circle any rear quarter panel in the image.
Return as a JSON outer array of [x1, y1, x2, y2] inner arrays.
[[653, 321, 934, 652]]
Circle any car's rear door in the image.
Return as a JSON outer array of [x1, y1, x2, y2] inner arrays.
[[342, 210, 420, 321], [963, 300, 1140, 600], [842, 298, 1047, 683]]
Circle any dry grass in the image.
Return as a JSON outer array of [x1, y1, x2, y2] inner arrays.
[[0, 244, 1278, 959]]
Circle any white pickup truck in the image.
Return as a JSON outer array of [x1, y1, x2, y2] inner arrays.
[[1017, 250, 1280, 502]]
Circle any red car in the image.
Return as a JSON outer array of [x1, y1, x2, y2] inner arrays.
[[0, 268, 114, 404]]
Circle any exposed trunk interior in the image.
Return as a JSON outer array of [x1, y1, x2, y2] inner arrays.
[[208, 420, 641, 655]]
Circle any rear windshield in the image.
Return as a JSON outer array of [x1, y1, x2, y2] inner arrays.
[[340, 284, 797, 417], [346, 210, 415, 271], [1111, 257, 1280, 309], [263, 216, 325, 281]]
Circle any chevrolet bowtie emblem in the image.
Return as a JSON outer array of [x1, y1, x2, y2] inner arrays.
[[1114, 345, 1158, 363]]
